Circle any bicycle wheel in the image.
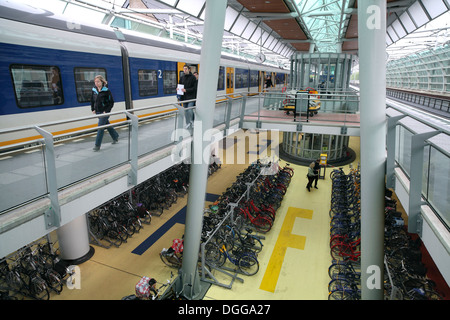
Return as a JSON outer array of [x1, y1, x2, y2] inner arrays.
[[46, 269, 63, 293], [106, 229, 122, 247], [204, 243, 225, 267], [253, 216, 272, 233], [328, 262, 350, 279], [30, 277, 50, 300], [241, 235, 263, 253], [6, 270, 23, 291], [160, 249, 182, 269], [330, 243, 351, 261], [238, 254, 259, 276], [328, 277, 353, 292], [328, 288, 356, 300], [282, 166, 294, 177]]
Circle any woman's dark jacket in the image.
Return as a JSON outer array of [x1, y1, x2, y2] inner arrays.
[[91, 86, 114, 113]]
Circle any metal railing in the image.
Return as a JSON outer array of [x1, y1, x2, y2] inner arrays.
[[250, 88, 360, 125], [0, 96, 244, 215], [0, 90, 362, 215], [386, 89, 450, 115]]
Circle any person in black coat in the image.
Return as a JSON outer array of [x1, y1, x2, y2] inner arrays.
[[264, 75, 273, 90], [178, 65, 197, 127], [313, 158, 321, 188], [91, 75, 119, 151]]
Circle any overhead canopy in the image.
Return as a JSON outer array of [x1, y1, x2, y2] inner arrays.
[[147, 0, 449, 61], [16, 0, 449, 66]]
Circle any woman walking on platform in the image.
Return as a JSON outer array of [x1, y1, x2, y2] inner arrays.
[[91, 75, 119, 151]]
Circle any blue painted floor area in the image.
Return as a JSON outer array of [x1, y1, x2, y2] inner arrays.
[[132, 193, 219, 255]]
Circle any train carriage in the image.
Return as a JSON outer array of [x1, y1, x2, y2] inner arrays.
[[0, 0, 287, 147]]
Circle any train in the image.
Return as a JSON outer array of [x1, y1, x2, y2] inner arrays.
[[0, 0, 288, 147]]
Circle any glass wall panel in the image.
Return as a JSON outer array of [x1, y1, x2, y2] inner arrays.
[[427, 146, 450, 227], [396, 125, 413, 177], [0, 145, 47, 212]]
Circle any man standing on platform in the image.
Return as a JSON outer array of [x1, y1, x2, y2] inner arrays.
[[178, 64, 197, 128]]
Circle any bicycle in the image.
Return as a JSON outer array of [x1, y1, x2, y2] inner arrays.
[[245, 199, 276, 222], [8, 260, 50, 300], [206, 243, 259, 276], [21, 246, 63, 294], [328, 260, 360, 282], [160, 238, 184, 269], [330, 237, 361, 262], [328, 278, 361, 300], [402, 278, 443, 300], [218, 225, 264, 254], [88, 209, 127, 247], [236, 203, 272, 233]]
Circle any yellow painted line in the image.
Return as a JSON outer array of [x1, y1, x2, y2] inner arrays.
[[0, 108, 178, 147], [259, 207, 313, 293]]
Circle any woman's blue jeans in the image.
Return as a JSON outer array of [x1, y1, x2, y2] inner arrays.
[[95, 114, 119, 147]]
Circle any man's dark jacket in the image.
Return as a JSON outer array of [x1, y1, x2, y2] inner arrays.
[[179, 73, 197, 101]]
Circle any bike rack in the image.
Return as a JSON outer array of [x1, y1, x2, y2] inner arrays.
[[199, 159, 275, 289], [200, 209, 244, 289], [383, 255, 403, 300]]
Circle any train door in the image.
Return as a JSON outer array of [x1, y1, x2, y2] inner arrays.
[[259, 71, 265, 93], [226, 67, 234, 95], [177, 62, 199, 82]]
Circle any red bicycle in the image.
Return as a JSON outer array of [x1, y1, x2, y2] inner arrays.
[[246, 199, 276, 222], [330, 237, 361, 262], [236, 203, 272, 233], [263, 176, 287, 195]]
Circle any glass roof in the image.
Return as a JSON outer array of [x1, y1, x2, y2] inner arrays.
[[295, 0, 351, 53], [386, 11, 450, 61], [10, 0, 449, 65]]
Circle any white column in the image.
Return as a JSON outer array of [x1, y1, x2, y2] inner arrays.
[[357, 0, 387, 300], [180, 0, 227, 299], [57, 214, 91, 262]]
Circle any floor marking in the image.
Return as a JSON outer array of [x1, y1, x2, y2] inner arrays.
[[131, 193, 219, 255], [259, 207, 313, 293]]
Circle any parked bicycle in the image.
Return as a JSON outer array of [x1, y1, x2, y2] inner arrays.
[[205, 243, 259, 276], [160, 238, 184, 269]]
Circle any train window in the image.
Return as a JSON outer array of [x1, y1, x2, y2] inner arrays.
[[275, 74, 284, 84], [74, 67, 107, 103], [10, 64, 64, 108], [235, 69, 249, 89], [250, 70, 259, 87], [163, 70, 177, 95], [138, 69, 158, 96], [217, 67, 224, 90]]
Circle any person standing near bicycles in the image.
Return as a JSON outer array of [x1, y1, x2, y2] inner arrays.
[[313, 158, 320, 189], [135, 276, 158, 300], [306, 161, 317, 192]]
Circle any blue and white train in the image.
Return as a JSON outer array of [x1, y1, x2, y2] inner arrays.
[[0, 0, 288, 147]]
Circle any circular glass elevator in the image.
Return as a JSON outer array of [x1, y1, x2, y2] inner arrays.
[[281, 53, 357, 165], [281, 132, 354, 165]]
